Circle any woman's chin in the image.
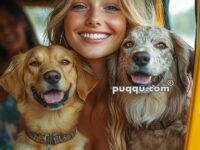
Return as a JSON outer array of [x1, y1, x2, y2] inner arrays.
[[75, 50, 116, 60]]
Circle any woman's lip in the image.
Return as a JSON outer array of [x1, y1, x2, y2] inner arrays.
[[79, 36, 110, 44], [78, 31, 111, 44], [5, 35, 17, 42], [78, 30, 111, 35]]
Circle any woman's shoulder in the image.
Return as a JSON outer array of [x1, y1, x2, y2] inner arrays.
[[0, 61, 9, 75], [0, 61, 10, 102]]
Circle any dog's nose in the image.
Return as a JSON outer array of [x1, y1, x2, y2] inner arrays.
[[133, 51, 150, 66], [43, 70, 61, 84]]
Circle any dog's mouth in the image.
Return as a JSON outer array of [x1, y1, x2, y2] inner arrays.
[[127, 72, 164, 86], [31, 84, 71, 110]]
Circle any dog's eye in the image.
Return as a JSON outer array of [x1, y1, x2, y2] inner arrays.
[[123, 41, 134, 48], [60, 59, 70, 65], [29, 61, 41, 67], [154, 42, 168, 49]]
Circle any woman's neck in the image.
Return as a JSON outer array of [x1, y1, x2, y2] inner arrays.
[[85, 58, 109, 102], [7, 41, 29, 59], [86, 58, 107, 80]]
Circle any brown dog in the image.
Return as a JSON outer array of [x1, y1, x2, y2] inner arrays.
[[0, 45, 97, 150], [110, 26, 194, 150]]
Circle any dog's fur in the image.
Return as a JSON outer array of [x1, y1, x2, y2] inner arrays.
[[0, 45, 97, 150], [109, 26, 194, 150]]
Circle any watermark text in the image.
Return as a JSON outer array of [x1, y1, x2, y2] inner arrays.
[[112, 85, 170, 94]]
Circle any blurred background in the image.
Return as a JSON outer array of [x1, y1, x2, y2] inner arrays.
[[24, 4, 52, 45], [169, 0, 195, 47]]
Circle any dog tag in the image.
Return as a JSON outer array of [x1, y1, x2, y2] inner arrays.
[[46, 144, 51, 150]]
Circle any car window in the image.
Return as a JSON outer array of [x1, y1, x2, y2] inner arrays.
[[24, 6, 52, 45], [169, 0, 196, 48]]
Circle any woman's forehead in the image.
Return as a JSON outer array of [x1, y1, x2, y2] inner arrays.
[[70, 0, 121, 4], [0, 9, 16, 25]]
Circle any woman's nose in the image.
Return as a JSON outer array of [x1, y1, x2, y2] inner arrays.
[[0, 24, 12, 35], [86, 8, 102, 27]]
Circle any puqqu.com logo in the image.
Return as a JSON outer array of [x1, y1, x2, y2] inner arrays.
[[112, 80, 175, 95]]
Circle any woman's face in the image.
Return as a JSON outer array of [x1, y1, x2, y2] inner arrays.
[[0, 9, 27, 55], [64, 0, 127, 59]]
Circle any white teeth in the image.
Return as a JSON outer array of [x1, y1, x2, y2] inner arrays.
[[80, 33, 109, 39]]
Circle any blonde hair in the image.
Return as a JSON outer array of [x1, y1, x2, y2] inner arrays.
[[47, 0, 156, 47], [47, 0, 72, 47], [47, 0, 157, 150]]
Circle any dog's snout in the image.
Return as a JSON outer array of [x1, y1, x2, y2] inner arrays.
[[43, 70, 61, 84], [133, 51, 150, 66]]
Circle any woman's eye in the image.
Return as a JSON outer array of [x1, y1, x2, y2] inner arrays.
[[29, 61, 41, 67], [105, 5, 120, 12], [154, 42, 168, 49], [8, 19, 17, 27], [71, 3, 87, 11]]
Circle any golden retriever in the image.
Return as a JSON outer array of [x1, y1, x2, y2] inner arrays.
[[0, 45, 97, 150], [109, 26, 194, 150]]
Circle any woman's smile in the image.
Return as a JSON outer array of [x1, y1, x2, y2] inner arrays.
[[64, 0, 126, 59], [79, 30, 111, 44]]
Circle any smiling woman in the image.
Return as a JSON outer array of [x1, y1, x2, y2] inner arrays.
[[47, 0, 156, 150], [0, 0, 38, 75], [63, 0, 127, 60]]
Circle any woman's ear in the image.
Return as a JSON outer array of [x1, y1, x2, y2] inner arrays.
[[170, 32, 194, 93], [21, 20, 28, 29], [76, 64, 98, 101], [0, 53, 25, 100]]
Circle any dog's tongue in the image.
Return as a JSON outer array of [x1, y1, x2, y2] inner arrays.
[[43, 91, 64, 104], [131, 73, 152, 85]]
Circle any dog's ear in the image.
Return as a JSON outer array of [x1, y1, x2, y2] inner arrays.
[[107, 52, 119, 87], [170, 32, 194, 93], [0, 53, 25, 100], [76, 64, 98, 101]]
